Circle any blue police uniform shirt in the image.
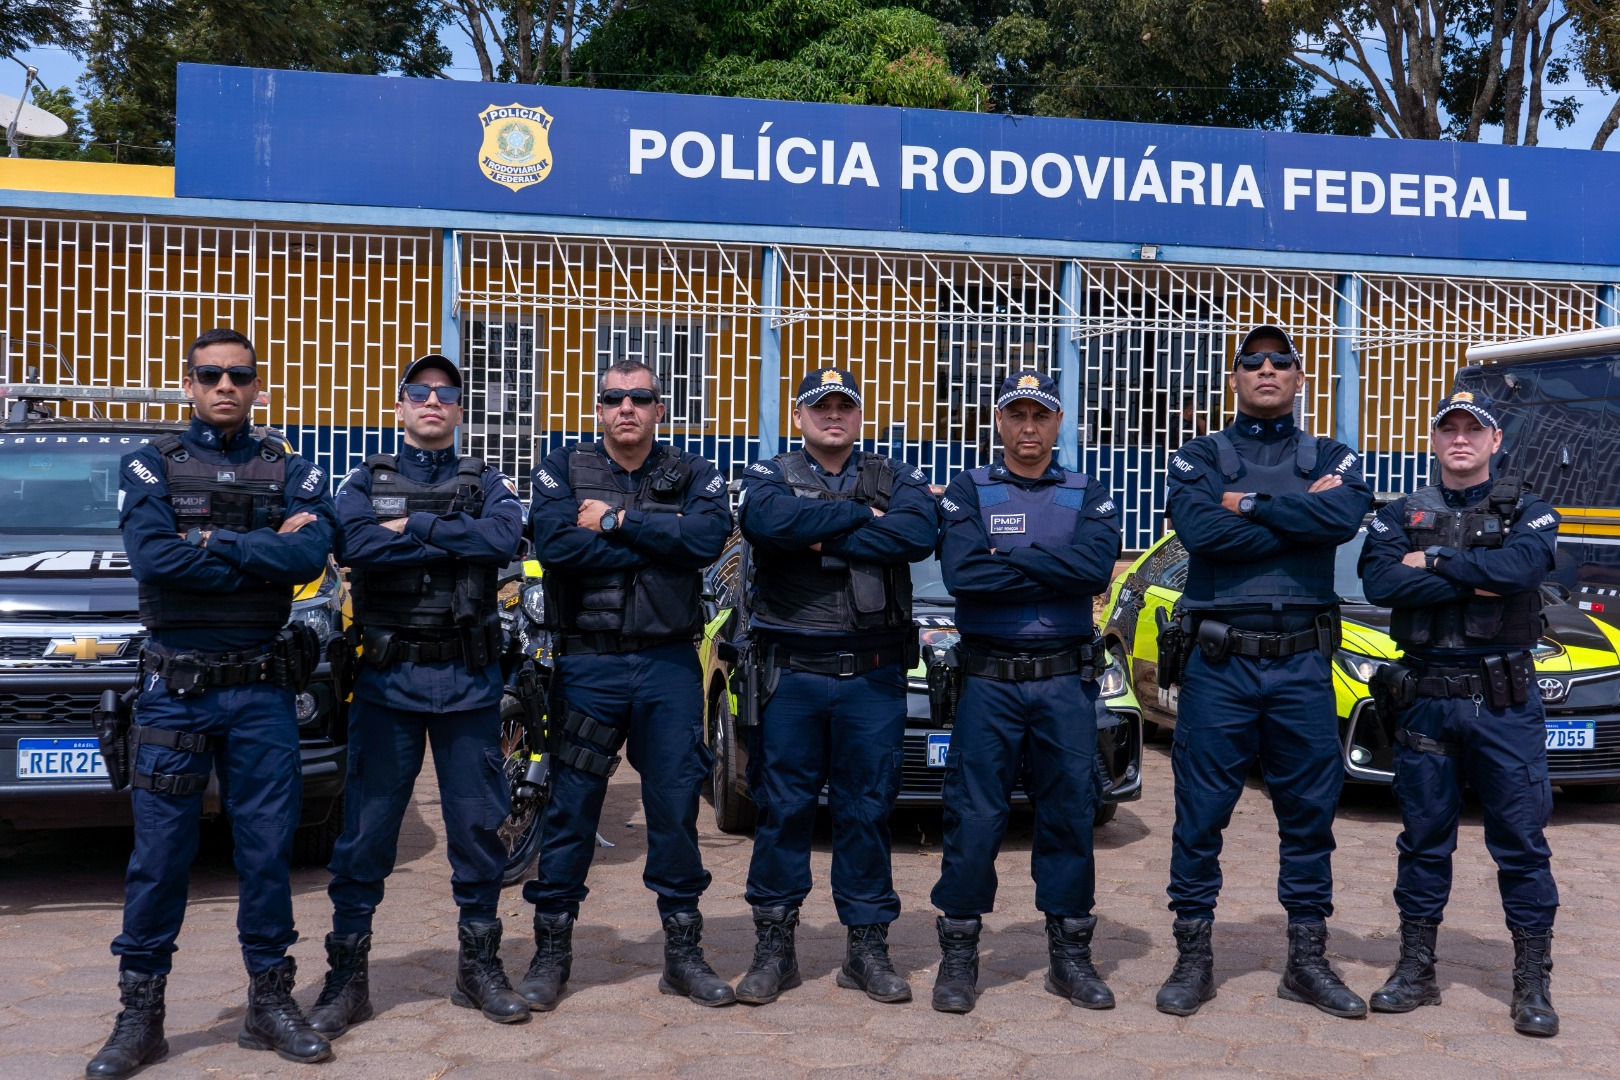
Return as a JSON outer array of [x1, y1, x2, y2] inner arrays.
[[120, 416, 335, 653], [1167, 411, 1371, 631], [335, 445, 524, 711], [528, 442, 733, 581], [937, 455, 1121, 655], [737, 452, 940, 652], [1358, 475, 1559, 659]]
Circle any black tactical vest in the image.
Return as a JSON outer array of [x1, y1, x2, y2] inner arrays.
[[350, 454, 499, 634], [136, 432, 294, 633], [749, 450, 912, 637], [1389, 478, 1545, 650], [1183, 431, 1340, 611], [545, 444, 702, 640]]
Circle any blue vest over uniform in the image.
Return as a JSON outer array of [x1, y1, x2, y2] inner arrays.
[[953, 467, 1095, 640], [1184, 431, 1339, 611]]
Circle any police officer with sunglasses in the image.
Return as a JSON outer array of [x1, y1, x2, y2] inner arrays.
[[308, 354, 530, 1036], [1156, 325, 1373, 1020], [519, 360, 735, 1010], [91, 328, 337, 1076]]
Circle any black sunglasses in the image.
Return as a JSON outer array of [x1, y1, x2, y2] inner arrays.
[[1235, 350, 1299, 371], [599, 388, 659, 406], [190, 365, 257, 387], [400, 383, 462, 405]]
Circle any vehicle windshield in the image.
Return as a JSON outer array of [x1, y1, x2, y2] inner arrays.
[[1334, 533, 1368, 604], [911, 554, 953, 602], [0, 438, 135, 534]]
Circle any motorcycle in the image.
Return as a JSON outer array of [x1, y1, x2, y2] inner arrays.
[[496, 561, 552, 886]]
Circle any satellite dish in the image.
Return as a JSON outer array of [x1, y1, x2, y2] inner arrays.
[[0, 91, 69, 139]]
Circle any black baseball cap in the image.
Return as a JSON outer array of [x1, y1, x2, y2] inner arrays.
[[1237, 324, 1300, 361], [796, 367, 863, 407], [995, 370, 1061, 411], [1431, 390, 1500, 430], [399, 353, 462, 393]]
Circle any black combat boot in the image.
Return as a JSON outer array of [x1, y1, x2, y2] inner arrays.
[[1369, 918, 1441, 1014], [1044, 914, 1115, 1010], [1155, 917, 1216, 1016], [930, 916, 980, 1014], [307, 932, 374, 1037], [1277, 921, 1368, 1019], [734, 905, 801, 1005], [451, 920, 532, 1024], [518, 911, 574, 1012], [1509, 927, 1559, 1037], [237, 958, 333, 1063], [658, 911, 737, 1007], [837, 923, 912, 1003], [86, 971, 168, 1079]]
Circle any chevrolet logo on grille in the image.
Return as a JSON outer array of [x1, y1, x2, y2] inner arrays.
[[45, 636, 131, 662]]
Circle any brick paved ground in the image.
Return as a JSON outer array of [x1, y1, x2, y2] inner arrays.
[[4, 739, 1619, 1079]]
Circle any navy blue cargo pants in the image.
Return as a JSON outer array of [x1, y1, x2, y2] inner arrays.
[[745, 663, 907, 926], [1392, 689, 1558, 928], [112, 672, 301, 976], [932, 669, 1100, 918], [327, 699, 509, 932], [1168, 648, 1343, 923], [523, 642, 711, 919]]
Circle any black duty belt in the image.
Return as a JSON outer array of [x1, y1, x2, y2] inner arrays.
[[961, 640, 1102, 683], [1411, 651, 1533, 700], [770, 644, 907, 678], [561, 631, 693, 655], [142, 643, 283, 691], [1222, 625, 1322, 660], [385, 636, 464, 664], [1414, 670, 1489, 699]]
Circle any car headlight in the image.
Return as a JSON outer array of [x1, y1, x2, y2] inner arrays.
[[290, 602, 337, 638], [1334, 649, 1381, 683], [521, 583, 546, 624], [1097, 658, 1127, 699]]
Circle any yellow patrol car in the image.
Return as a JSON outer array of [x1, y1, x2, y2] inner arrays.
[[1101, 528, 1620, 797]]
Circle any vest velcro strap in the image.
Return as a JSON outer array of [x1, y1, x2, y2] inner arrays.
[[771, 644, 907, 678], [961, 640, 1102, 682], [555, 741, 621, 778], [1395, 729, 1461, 757], [130, 725, 211, 754], [130, 769, 211, 796]]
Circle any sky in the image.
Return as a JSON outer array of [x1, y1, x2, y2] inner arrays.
[[7, 30, 1618, 154]]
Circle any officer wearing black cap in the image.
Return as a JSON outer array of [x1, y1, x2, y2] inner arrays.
[[929, 370, 1122, 1015], [1157, 325, 1372, 1020], [308, 354, 529, 1035], [731, 367, 939, 1006], [1358, 391, 1561, 1037], [519, 359, 735, 1009], [90, 328, 336, 1077]]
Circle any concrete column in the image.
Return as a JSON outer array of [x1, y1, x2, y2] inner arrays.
[[1333, 273, 1361, 449], [1057, 259, 1082, 470], [757, 246, 783, 459]]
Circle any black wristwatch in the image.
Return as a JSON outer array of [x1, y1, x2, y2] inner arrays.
[[1237, 493, 1259, 517], [184, 526, 206, 547], [1424, 545, 1445, 572], [599, 508, 620, 534]]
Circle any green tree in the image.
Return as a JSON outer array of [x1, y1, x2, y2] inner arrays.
[[82, 0, 450, 164], [16, 84, 101, 160], [0, 0, 85, 60], [575, 0, 983, 110]]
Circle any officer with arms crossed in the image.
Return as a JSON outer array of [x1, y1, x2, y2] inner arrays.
[[1357, 392, 1561, 1037], [731, 368, 940, 1006], [519, 360, 735, 1009], [929, 371, 1122, 1016], [90, 328, 336, 1077], [309, 354, 529, 1034], [1157, 325, 1372, 1020]]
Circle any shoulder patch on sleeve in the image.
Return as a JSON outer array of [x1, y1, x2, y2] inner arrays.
[[1169, 453, 1201, 480], [1369, 515, 1390, 534], [299, 465, 326, 494], [910, 467, 927, 484], [499, 474, 518, 495], [938, 493, 973, 521], [705, 474, 725, 495], [533, 468, 561, 493], [1334, 451, 1358, 475], [1524, 511, 1557, 531], [747, 461, 774, 476], [1087, 498, 1117, 518], [122, 455, 161, 486]]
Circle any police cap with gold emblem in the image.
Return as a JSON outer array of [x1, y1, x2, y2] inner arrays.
[[795, 367, 863, 407], [995, 370, 1061, 411], [1430, 390, 1499, 430]]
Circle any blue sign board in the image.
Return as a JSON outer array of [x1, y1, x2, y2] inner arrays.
[[175, 64, 1620, 266]]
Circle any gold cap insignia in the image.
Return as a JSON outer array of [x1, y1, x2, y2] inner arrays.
[[820, 369, 843, 385], [1018, 374, 1040, 388]]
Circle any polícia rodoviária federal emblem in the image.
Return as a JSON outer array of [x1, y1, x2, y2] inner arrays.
[[478, 104, 554, 192]]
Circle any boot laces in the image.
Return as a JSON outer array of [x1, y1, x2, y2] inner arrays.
[[939, 941, 976, 982], [107, 1004, 157, 1043], [256, 980, 306, 1029], [749, 922, 790, 967], [1168, 949, 1208, 983], [851, 926, 898, 976]]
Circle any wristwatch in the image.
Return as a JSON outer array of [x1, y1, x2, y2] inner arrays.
[[1237, 493, 1259, 517], [1424, 544, 1445, 572], [184, 526, 206, 548], [599, 508, 620, 534]]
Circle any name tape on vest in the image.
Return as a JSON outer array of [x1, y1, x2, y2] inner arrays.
[[990, 512, 1027, 534]]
